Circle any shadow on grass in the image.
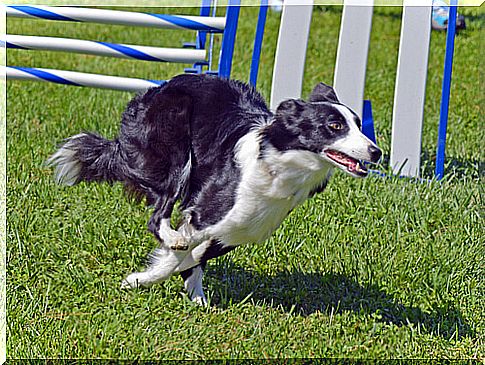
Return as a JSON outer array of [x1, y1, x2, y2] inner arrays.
[[420, 151, 484, 180], [372, 152, 483, 181], [206, 264, 475, 340]]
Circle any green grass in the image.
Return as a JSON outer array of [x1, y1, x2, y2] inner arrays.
[[6, 5, 484, 360]]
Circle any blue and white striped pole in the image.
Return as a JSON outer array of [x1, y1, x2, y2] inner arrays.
[[6, 5, 226, 32], [5, 35, 207, 64], [4, 66, 165, 92], [435, 0, 458, 180]]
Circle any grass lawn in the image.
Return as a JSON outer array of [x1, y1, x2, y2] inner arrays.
[[6, 4, 484, 360]]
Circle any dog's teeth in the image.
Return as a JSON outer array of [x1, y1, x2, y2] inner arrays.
[[355, 162, 367, 174]]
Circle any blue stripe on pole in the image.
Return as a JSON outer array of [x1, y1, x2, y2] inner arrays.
[[9, 5, 78, 22], [5, 41, 29, 50], [148, 80, 167, 86], [9, 66, 82, 86], [147, 13, 222, 32], [95, 42, 163, 62], [435, 0, 458, 180]]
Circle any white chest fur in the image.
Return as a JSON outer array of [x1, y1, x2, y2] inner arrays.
[[206, 130, 333, 246]]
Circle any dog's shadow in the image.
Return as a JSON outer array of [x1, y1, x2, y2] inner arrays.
[[204, 263, 475, 339]]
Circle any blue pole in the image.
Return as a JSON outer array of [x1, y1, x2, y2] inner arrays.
[[362, 100, 377, 144], [197, 0, 212, 50], [435, 0, 458, 180], [249, 0, 268, 86], [218, 0, 241, 79]]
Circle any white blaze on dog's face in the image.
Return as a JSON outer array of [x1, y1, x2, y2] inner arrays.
[[320, 103, 381, 177], [273, 82, 382, 178]]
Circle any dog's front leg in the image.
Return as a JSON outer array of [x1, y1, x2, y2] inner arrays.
[[148, 198, 190, 251], [156, 218, 209, 251], [177, 219, 210, 249], [158, 218, 191, 251]]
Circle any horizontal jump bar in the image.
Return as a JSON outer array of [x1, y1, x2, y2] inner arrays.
[[6, 5, 226, 32], [5, 66, 166, 92], [5, 35, 207, 64]]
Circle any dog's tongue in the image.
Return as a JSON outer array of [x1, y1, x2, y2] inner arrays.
[[325, 150, 368, 176], [326, 150, 354, 166]]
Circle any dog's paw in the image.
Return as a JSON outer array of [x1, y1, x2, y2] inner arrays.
[[169, 236, 189, 251], [121, 273, 144, 289], [191, 294, 208, 306], [182, 292, 208, 306]]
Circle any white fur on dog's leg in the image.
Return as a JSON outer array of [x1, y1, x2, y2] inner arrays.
[[184, 265, 207, 306], [192, 295, 207, 306], [159, 219, 189, 251], [121, 272, 149, 289], [121, 246, 188, 289], [121, 270, 168, 289]]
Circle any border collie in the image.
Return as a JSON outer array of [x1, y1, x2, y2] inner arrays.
[[48, 74, 381, 305]]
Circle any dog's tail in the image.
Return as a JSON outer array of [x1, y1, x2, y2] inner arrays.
[[47, 132, 127, 186]]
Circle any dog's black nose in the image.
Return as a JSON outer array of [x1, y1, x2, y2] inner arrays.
[[368, 145, 382, 163]]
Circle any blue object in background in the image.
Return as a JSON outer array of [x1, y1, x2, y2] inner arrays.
[[432, 0, 465, 31], [218, 0, 241, 79], [435, 0, 458, 180], [362, 100, 377, 144], [249, 0, 268, 86]]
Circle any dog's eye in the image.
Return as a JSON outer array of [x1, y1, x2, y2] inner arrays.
[[329, 122, 343, 130]]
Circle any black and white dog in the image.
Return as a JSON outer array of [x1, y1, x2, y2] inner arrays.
[[48, 74, 381, 305]]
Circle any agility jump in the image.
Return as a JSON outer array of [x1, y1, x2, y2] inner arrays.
[[3, 1, 270, 91]]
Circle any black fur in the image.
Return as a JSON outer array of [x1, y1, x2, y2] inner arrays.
[[179, 239, 236, 283], [62, 133, 126, 183], [50, 74, 380, 294], [56, 75, 359, 227]]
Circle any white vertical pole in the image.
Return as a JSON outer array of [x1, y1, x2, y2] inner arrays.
[[333, 0, 374, 119], [390, 0, 432, 177], [270, 0, 314, 110]]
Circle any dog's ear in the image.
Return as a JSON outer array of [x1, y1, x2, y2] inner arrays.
[[276, 99, 306, 116], [309, 83, 339, 103], [275, 99, 308, 132]]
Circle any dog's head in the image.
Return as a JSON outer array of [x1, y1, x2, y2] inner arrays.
[[272, 82, 381, 177]]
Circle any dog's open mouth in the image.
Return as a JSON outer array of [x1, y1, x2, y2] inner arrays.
[[324, 150, 368, 177]]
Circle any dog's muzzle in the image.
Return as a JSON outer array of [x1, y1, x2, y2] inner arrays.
[[367, 145, 382, 163], [324, 144, 382, 177]]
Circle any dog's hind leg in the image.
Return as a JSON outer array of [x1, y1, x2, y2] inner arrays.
[[122, 217, 210, 289], [121, 245, 188, 288], [180, 265, 207, 306]]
